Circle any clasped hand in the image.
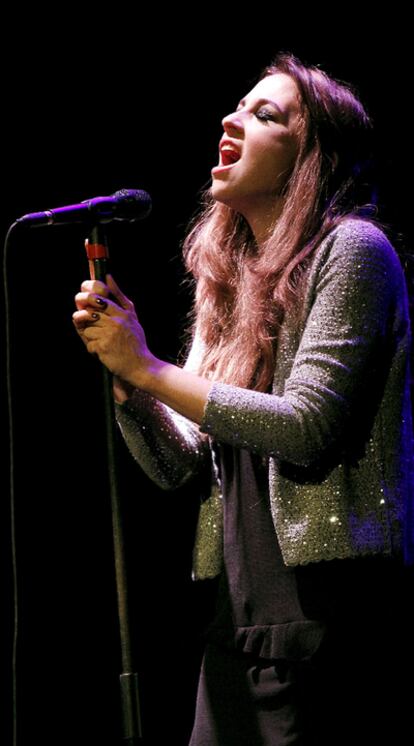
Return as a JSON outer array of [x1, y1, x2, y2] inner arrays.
[[72, 274, 153, 390]]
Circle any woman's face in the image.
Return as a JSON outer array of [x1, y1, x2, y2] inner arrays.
[[211, 73, 302, 233]]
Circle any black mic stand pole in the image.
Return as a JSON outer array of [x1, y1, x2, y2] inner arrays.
[[86, 223, 142, 744]]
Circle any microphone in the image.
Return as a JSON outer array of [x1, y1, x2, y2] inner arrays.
[[16, 188, 152, 226]]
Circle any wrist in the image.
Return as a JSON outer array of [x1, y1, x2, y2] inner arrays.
[[124, 355, 211, 425], [127, 354, 169, 397]]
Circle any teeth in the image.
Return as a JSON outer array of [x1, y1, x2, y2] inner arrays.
[[221, 146, 240, 165]]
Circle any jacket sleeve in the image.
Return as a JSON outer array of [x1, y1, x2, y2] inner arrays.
[[199, 221, 409, 466], [115, 328, 210, 490]]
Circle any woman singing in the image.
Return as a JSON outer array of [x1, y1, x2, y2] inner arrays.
[[73, 52, 414, 745]]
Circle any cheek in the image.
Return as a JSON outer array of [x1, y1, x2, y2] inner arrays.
[[272, 133, 297, 164], [249, 135, 297, 179], [267, 139, 298, 184]]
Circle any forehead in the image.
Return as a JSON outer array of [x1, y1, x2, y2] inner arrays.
[[244, 73, 301, 115]]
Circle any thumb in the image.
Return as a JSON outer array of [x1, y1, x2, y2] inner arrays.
[[106, 274, 131, 309]]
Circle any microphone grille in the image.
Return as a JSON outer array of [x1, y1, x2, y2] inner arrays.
[[112, 189, 152, 221]]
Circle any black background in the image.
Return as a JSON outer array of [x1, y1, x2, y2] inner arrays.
[[2, 12, 413, 746]]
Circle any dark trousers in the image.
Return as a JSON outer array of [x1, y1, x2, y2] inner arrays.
[[189, 643, 304, 745], [189, 620, 412, 746]]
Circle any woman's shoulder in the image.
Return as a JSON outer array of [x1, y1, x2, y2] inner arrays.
[[330, 215, 391, 244], [316, 216, 403, 275]]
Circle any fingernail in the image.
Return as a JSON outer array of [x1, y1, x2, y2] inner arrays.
[[95, 298, 107, 308], [91, 312, 100, 320]]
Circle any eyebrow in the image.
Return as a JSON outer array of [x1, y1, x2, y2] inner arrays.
[[237, 97, 285, 118]]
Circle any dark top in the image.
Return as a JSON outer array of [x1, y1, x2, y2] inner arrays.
[[204, 442, 404, 662]]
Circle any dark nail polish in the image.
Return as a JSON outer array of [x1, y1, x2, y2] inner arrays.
[[96, 297, 107, 308]]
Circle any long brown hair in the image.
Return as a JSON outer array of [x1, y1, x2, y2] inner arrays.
[[182, 52, 377, 391]]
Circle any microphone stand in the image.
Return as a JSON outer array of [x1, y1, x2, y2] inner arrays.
[[86, 224, 142, 743]]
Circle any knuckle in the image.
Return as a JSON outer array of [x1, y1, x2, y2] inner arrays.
[[94, 281, 109, 296]]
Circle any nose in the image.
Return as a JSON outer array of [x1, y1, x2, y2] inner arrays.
[[221, 109, 243, 134]]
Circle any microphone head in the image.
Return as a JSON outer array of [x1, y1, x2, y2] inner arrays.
[[111, 189, 152, 222], [16, 188, 153, 227]]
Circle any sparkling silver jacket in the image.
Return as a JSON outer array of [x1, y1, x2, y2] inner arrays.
[[116, 218, 414, 575]]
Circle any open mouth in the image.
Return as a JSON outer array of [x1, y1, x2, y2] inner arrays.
[[212, 142, 242, 176], [220, 148, 241, 166]]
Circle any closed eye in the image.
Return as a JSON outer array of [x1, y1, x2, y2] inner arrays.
[[236, 95, 282, 123], [235, 104, 276, 123], [255, 107, 275, 123]]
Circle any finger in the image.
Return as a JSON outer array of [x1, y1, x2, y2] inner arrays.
[[85, 339, 100, 355], [75, 327, 100, 354], [75, 291, 109, 312], [105, 274, 133, 310], [72, 308, 102, 329], [80, 279, 111, 296], [74, 291, 93, 311]]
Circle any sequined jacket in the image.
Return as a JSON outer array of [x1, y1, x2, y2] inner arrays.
[[116, 218, 414, 572]]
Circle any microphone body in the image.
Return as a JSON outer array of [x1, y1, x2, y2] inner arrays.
[[16, 189, 152, 226]]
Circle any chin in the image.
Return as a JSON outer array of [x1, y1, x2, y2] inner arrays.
[[211, 182, 237, 207], [211, 189, 247, 219]]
